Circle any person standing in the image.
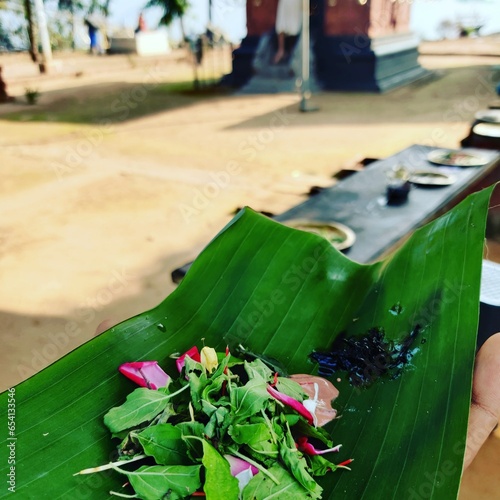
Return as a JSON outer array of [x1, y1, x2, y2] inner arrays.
[[274, 0, 302, 64], [135, 12, 147, 34], [85, 18, 99, 54]]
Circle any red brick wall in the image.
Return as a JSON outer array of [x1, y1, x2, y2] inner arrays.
[[246, 0, 411, 38], [324, 0, 371, 36], [246, 0, 280, 36]]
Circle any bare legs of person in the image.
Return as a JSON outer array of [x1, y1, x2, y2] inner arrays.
[[274, 32, 286, 64]]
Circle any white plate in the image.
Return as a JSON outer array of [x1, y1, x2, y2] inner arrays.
[[473, 123, 500, 138], [283, 219, 356, 251], [409, 170, 456, 187], [427, 149, 489, 167], [475, 109, 500, 123]]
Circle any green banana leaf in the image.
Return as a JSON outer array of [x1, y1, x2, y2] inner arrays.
[[0, 186, 494, 500]]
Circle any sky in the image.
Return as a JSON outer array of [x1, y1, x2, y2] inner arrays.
[[109, 0, 500, 42], [108, 0, 247, 42], [410, 0, 500, 39]]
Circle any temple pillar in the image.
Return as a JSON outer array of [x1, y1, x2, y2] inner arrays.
[[319, 0, 428, 91]]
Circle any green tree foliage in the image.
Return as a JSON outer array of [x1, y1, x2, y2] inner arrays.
[[145, 0, 189, 26], [57, 0, 85, 14], [0, 0, 38, 61], [57, 0, 111, 16], [87, 0, 111, 16], [0, 0, 23, 12], [0, 18, 13, 49]]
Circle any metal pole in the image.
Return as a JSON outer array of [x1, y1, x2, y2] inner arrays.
[[33, 0, 52, 71], [302, 0, 309, 84], [299, 0, 318, 112]]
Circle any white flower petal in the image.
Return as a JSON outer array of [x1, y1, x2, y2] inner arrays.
[[235, 468, 254, 494]]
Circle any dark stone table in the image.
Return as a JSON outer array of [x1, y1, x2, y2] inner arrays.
[[172, 144, 499, 284]]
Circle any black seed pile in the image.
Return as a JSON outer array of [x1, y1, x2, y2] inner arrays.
[[311, 325, 422, 387]]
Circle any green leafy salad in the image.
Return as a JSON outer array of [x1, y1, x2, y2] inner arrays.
[[76, 345, 351, 499]]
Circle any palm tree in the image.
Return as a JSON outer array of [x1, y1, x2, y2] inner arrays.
[[57, 0, 111, 17], [144, 0, 189, 40], [0, 17, 11, 49], [23, 0, 38, 62], [0, 0, 38, 61], [57, 0, 111, 49], [87, 0, 111, 16], [57, 0, 84, 49]]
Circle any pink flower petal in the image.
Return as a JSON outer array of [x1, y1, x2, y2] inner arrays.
[[224, 454, 259, 476], [296, 436, 341, 456], [266, 384, 314, 425], [118, 361, 170, 390], [176, 346, 201, 373]]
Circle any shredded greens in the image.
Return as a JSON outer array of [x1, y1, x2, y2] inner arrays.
[[76, 347, 350, 499]]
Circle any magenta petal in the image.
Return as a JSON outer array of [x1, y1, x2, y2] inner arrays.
[[297, 436, 318, 455], [176, 346, 201, 373], [267, 385, 314, 425], [297, 436, 341, 456], [224, 455, 259, 476], [118, 361, 170, 390]]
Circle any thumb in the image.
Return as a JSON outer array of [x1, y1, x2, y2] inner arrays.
[[464, 332, 500, 469], [94, 319, 117, 337]]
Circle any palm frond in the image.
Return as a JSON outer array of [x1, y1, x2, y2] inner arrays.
[[144, 0, 189, 26]]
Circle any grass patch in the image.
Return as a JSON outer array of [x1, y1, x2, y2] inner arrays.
[[2, 80, 231, 125]]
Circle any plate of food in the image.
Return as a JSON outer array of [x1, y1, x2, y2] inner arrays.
[[427, 149, 489, 167], [282, 219, 356, 250], [475, 109, 500, 123], [409, 170, 456, 187], [473, 122, 500, 138]]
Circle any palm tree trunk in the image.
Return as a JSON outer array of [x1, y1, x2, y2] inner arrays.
[[179, 15, 186, 43], [70, 6, 76, 50], [24, 0, 39, 63]]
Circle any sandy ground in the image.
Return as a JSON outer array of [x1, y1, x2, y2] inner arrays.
[[1, 39, 500, 496]]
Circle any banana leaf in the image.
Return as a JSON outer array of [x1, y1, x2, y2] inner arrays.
[[0, 186, 494, 500]]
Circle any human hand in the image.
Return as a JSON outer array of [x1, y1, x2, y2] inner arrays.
[[464, 332, 500, 469], [95, 319, 116, 336]]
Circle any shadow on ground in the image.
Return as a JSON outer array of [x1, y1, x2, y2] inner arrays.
[[0, 81, 232, 125], [226, 65, 500, 129], [1, 65, 498, 130]]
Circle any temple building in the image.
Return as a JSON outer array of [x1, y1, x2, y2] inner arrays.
[[229, 0, 428, 92]]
